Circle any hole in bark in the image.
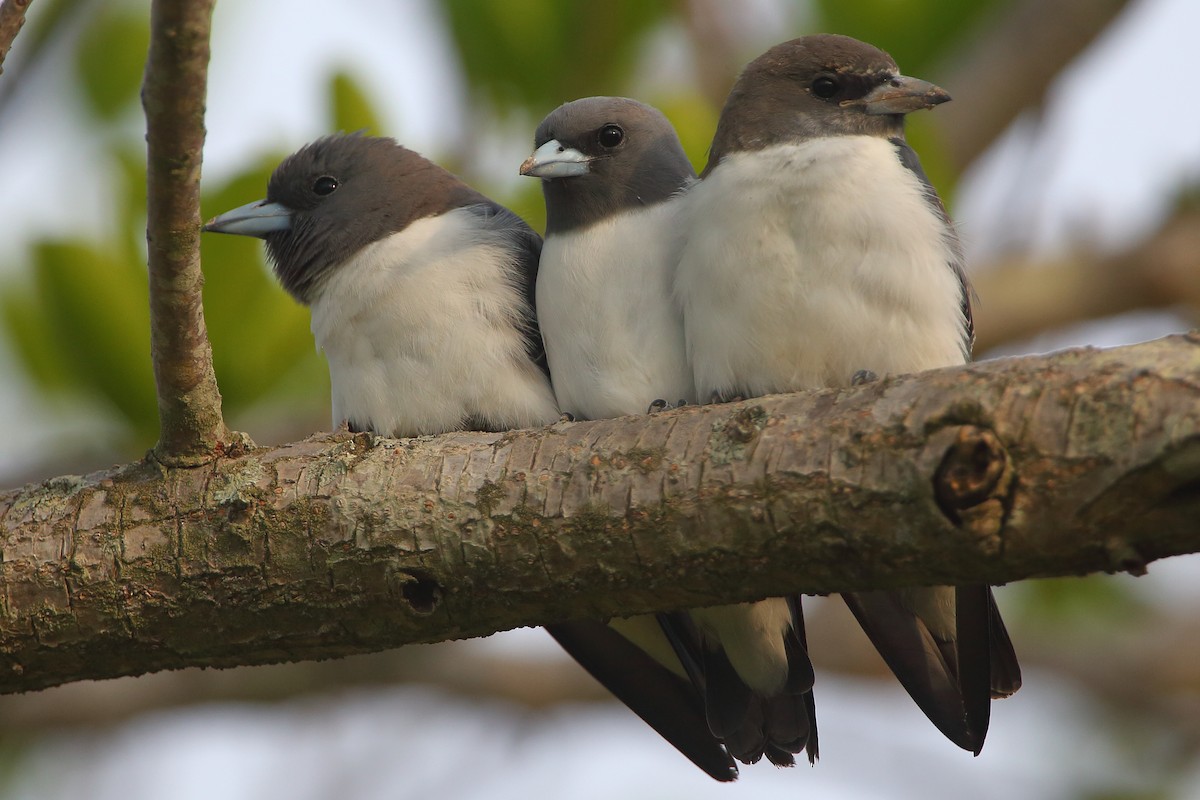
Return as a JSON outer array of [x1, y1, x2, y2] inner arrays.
[[400, 572, 442, 615]]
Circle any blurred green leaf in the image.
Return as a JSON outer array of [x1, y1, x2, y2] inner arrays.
[[654, 92, 718, 175], [113, 145, 149, 265], [1014, 575, 1148, 632], [32, 240, 157, 442], [75, 7, 150, 121], [330, 71, 383, 134], [1, 284, 73, 392], [906, 114, 958, 202], [813, 0, 1005, 76], [441, 0, 672, 114]]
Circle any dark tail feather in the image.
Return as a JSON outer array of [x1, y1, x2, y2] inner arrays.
[[788, 596, 820, 765], [783, 595, 816, 694], [657, 599, 818, 767], [987, 588, 1022, 698], [955, 585, 993, 754], [841, 589, 979, 751], [545, 621, 738, 782], [701, 642, 759, 746]]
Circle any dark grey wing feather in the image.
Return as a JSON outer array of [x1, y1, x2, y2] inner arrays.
[[545, 621, 738, 782], [465, 202, 551, 381], [890, 137, 974, 358]]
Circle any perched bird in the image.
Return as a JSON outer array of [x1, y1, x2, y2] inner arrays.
[[674, 34, 1021, 753], [522, 97, 815, 779], [203, 133, 559, 436], [520, 96, 697, 420]]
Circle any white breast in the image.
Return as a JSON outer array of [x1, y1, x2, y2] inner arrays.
[[308, 208, 560, 437], [675, 137, 968, 398], [537, 200, 696, 420]]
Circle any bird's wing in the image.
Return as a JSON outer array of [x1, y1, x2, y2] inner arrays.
[[889, 137, 974, 357], [466, 201, 552, 380]]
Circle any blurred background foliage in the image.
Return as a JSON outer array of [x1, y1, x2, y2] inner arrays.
[[1, 0, 1199, 798]]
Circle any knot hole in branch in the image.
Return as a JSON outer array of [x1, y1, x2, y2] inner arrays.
[[391, 569, 443, 616], [933, 427, 1014, 537]]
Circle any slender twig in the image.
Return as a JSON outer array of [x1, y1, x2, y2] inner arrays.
[[0, 0, 32, 76], [142, 0, 228, 464]]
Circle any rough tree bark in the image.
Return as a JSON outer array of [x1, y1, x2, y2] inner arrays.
[[2, 334, 1197, 696]]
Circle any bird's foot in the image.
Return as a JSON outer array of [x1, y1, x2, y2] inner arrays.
[[558, 411, 576, 423], [646, 399, 689, 414], [709, 390, 746, 404], [850, 369, 879, 386]]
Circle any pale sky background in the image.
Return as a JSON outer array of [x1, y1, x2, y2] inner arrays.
[[0, 0, 1199, 798]]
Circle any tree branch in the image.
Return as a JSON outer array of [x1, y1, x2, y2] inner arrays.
[[142, 0, 229, 465], [932, 0, 1130, 171], [0, 0, 31, 76], [972, 207, 1200, 353], [1, 335, 1197, 695]]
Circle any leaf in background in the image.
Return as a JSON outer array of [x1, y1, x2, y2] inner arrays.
[[0, 284, 72, 392], [330, 71, 383, 135], [654, 92, 719, 175], [75, 7, 150, 121], [112, 145, 149, 266], [812, 0, 1005, 77], [440, 0, 672, 114], [906, 114, 959, 203], [32, 240, 158, 443], [1012, 575, 1148, 634]]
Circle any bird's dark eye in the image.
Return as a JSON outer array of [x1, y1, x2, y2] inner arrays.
[[313, 176, 339, 196], [811, 76, 839, 99], [597, 124, 624, 148]]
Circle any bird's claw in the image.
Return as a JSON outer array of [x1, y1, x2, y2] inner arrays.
[[850, 369, 879, 386], [647, 399, 690, 414], [709, 390, 745, 404]]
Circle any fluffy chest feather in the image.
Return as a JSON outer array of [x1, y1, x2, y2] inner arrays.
[[308, 209, 559, 436], [676, 136, 968, 397], [537, 202, 695, 419]]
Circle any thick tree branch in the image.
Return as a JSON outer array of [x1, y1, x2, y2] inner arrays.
[[0, 0, 31, 76], [142, 0, 229, 464], [1, 335, 1197, 695]]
